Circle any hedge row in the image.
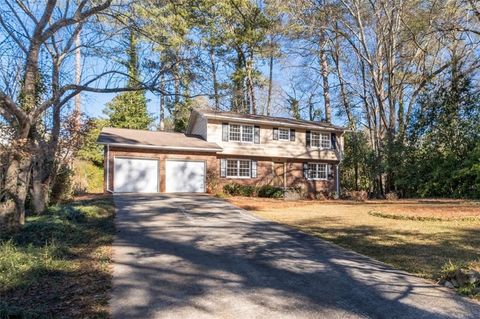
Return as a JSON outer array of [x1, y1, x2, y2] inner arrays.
[[223, 183, 285, 198]]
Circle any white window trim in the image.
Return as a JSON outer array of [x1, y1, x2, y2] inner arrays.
[[241, 125, 254, 143], [226, 159, 252, 179], [228, 123, 254, 143], [311, 131, 331, 149], [306, 162, 328, 181], [278, 128, 290, 141], [228, 124, 241, 142]]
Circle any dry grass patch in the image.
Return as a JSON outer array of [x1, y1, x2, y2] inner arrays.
[[231, 197, 480, 298]]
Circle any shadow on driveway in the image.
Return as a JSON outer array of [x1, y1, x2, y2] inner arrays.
[[110, 194, 480, 319]]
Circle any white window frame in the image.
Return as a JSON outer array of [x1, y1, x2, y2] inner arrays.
[[226, 159, 252, 178], [228, 124, 254, 143], [241, 125, 254, 142], [306, 162, 328, 180], [311, 131, 331, 149], [278, 128, 290, 141]]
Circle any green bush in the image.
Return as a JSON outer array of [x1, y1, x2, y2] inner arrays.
[[50, 166, 74, 205], [257, 185, 285, 198], [223, 183, 285, 198], [223, 183, 256, 197]]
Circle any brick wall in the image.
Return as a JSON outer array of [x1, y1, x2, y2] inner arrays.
[[104, 147, 338, 195], [106, 147, 217, 193]]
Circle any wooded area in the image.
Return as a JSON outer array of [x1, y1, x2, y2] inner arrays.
[[1, 0, 479, 230]]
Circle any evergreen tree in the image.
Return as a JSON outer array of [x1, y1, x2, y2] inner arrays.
[[396, 66, 480, 198], [104, 29, 153, 129]]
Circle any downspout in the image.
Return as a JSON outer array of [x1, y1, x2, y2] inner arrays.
[[336, 132, 344, 197], [106, 144, 113, 193], [336, 165, 340, 196]]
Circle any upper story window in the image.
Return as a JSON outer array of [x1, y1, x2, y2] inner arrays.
[[229, 124, 241, 141], [278, 128, 290, 140], [227, 124, 254, 143], [273, 127, 295, 141], [242, 125, 253, 142], [311, 132, 331, 148]]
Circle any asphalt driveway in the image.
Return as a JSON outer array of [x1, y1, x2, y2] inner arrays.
[[111, 194, 480, 319]]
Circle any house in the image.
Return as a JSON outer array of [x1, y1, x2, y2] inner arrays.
[[97, 109, 346, 196]]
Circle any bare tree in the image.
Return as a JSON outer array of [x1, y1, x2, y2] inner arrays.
[[0, 0, 163, 229]]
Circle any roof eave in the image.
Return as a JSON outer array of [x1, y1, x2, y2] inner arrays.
[[97, 142, 222, 153], [202, 114, 346, 131]]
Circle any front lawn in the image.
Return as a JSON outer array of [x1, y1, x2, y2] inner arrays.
[[0, 195, 115, 318], [228, 197, 480, 298]]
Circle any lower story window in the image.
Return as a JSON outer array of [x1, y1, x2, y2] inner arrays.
[[226, 159, 251, 178], [307, 163, 327, 180]]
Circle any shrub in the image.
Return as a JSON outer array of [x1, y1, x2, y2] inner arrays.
[[50, 166, 74, 204], [223, 183, 285, 198], [223, 183, 256, 197], [257, 185, 284, 198], [206, 168, 220, 194]]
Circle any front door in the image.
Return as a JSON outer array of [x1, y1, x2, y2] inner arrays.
[[272, 162, 284, 187]]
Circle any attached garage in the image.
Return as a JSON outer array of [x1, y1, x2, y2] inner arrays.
[[114, 158, 159, 193], [98, 128, 222, 194], [165, 160, 206, 193]]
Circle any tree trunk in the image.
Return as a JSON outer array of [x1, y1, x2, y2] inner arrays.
[[30, 165, 50, 215], [1, 151, 32, 230], [266, 51, 274, 116], [232, 48, 246, 113], [245, 54, 256, 115], [159, 73, 165, 130], [319, 32, 331, 123], [74, 27, 82, 127], [209, 47, 220, 110]]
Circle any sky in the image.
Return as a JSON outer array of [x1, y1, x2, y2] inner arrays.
[[79, 57, 344, 127]]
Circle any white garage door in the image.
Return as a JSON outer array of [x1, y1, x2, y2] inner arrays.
[[114, 158, 158, 193], [165, 160, 205, 193]]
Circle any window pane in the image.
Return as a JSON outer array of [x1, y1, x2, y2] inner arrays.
[[242, 125, 253, 142], [226, 160, 238, 177], [307, 163, 327, 179], [239, 160, 251, 177], [279, 128, 289, 140], [308, 163, 316, 179], [229, 125, 241, 141], [311, 132, 320, 147], [321, 133, 330, 148], [318, 163, 327, 179]]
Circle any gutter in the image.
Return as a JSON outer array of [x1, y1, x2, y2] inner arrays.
[[98, 142, 222, 153]]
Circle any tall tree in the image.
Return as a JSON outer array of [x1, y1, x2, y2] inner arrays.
[[0, 1, 161, 229], [104, 29, 153, 129]]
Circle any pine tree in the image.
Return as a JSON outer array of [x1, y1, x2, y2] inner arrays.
[[104, 29, 153, 129]]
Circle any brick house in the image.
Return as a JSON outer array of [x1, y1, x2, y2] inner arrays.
[[97, 109, 346, 196]]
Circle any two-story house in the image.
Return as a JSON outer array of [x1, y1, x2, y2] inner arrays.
[[97, 109, 346, 196]]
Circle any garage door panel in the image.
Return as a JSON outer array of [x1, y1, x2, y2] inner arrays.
[[114, 158, 158, 193], [165, 160, 205, 193]]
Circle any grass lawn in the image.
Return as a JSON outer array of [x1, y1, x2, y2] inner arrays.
[[0, 194, 115, 318], [228, 197, 480, 298]]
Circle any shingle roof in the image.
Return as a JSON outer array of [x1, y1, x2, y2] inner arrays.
[[97, 127, 222, 152], [196, 109, 347, 131]]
